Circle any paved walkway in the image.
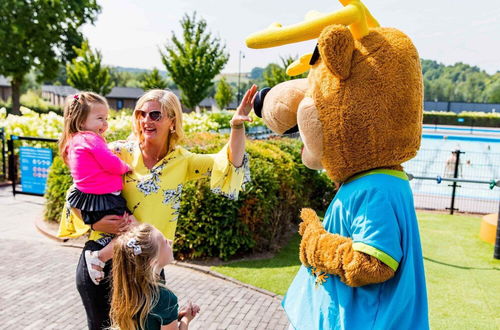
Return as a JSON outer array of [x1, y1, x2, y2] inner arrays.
[[0, 186, 290, 329]]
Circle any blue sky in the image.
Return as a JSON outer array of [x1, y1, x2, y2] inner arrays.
[[82, 0, 500, 74]]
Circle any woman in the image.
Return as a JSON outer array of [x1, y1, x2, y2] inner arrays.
[[58, 86, 257, 329]]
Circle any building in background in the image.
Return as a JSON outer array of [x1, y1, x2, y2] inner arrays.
[[42, 85, 144, 110], [0, 76, 12, 102]]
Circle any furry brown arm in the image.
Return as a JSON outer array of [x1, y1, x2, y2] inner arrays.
[[299, 208, 395, 287]]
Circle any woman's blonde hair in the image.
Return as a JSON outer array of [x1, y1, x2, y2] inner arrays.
[[110, 223, 163, 330], [58, 91, 109, 164], [132, 89, 185, 153]]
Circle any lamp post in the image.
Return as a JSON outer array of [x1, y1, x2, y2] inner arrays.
[[237, 50, 245, 104]]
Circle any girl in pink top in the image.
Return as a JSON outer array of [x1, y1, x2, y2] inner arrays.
[[59, 91, 132, 285]]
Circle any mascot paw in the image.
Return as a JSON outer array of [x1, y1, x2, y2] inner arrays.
[[298, 208, 322, 236], [299, 208, 326, 267]]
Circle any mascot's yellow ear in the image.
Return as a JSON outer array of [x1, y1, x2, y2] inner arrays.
[[318, 25, 354, 80]]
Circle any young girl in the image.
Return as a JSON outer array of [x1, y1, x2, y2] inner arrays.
[[59, 91, 132, 285], [110, 223, 200, 330]]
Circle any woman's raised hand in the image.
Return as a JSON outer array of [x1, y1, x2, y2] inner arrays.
[[230, 84, 258, 127]]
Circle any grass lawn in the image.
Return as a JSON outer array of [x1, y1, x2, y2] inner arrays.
[[212, 212, 500, 329]]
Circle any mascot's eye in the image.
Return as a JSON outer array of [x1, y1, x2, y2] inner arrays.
[[309, 44, 320, 65]]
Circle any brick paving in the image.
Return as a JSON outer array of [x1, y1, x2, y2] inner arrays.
[[0, 186, 290, 329]]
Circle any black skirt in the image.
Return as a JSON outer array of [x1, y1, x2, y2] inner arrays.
[[67, 187, 129, 225]]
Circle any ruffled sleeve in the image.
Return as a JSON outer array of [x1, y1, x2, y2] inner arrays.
[[57, 190, 90, 238], [185, 144, 250, 200]]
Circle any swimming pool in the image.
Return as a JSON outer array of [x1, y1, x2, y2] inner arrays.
[[404, 134, 500, 213]]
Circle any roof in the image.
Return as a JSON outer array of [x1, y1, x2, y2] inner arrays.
[[106, 87, 144, 99], [42, 85, 145, 99], [42, 85, 78, 97]]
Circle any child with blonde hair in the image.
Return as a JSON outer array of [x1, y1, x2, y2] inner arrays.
[[111, 223, 200, 329], [59, 91, 132, 286]]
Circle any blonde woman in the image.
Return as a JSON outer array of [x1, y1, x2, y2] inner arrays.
[[58, 86, 256, 329], [111, 223, 200, 330]]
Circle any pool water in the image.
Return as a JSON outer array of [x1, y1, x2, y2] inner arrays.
[[403, 134, 500, 213]]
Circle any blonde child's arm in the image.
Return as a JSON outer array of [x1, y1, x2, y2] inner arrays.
[[161, 303, 200, 330], [97, 212, 138, 263]]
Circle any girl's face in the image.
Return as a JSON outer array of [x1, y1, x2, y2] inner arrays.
[[155, 229, 174, 269], [136, 100, 174, 146], [82, 103, 109, 136]]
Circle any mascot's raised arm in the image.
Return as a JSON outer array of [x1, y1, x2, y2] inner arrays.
[[246, 1, 428, 329]]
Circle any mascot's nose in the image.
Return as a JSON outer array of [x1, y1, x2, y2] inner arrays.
[[253, 87, 271, 118]]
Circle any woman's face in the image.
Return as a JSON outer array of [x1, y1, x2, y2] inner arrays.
[[136, 100, 174, 146]]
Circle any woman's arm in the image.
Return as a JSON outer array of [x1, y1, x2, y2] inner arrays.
[[92, 214, 129, 234], [228, 85, 257, 167]]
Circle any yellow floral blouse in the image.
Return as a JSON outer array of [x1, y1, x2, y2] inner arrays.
[[57, 140, 250, 244]]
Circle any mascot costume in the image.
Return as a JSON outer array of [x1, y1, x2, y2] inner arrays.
[[246, 1, 428, 329]]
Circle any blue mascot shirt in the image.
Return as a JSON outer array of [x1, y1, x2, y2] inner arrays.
[[282, 170, 429, 330]]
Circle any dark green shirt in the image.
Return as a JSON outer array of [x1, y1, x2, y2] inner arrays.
[[143, 286, 178, 330]]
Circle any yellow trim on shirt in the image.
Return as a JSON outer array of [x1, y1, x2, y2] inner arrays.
[[352, 242, 399, 271]]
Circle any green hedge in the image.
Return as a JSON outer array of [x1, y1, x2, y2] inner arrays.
[[423, 111, 500, 127], [44, 133, 335, 260], [44, 156, 73, 223]]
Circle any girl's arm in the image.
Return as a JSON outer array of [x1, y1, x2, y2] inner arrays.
[[161, 318, 188, 330], [228, 85, 257, 167], [161, 303, 200, 330], [85, 133, 131, 175]]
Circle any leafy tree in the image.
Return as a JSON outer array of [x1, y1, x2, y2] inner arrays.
[[0, 0, 101, 115], [160, 12, 229, 110], [420, 59, 496, 102], [486, 75, 500, 103], [214, 77, 234, 109], [141, 68, 168, 90], [110, 69, 142, 88], [66, 40, 114, 95], [250, 67, 264, 80], [262, 56, 308, 88]]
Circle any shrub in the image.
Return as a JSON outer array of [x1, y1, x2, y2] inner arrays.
[[423, 111, 500, 127], [43, 132, 335, 260], [43, 156, 73, 223]]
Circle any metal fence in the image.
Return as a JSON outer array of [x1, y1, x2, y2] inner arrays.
[[0, 127, 6, 181], [404, 148, 500, 214]]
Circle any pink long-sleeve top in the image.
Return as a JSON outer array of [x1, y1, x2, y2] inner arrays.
[[66, 131, 130, 194]]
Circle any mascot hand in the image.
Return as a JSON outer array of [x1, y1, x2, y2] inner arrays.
[[298, 209, 395, 286], [298, 208, 326, 267]]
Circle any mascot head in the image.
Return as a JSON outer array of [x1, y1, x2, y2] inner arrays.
[[247, 0, 423, 183]]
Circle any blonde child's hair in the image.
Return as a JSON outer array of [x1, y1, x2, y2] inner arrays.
[[132, 89, 185, 153], [110, 223, 163, 330], [58, 91, 109, 164]]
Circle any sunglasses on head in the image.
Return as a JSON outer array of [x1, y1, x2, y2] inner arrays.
[[135, 110, 163, 121]]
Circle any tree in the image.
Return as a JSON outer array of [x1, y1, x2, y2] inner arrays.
[[486, 74, 500, 103], [250, 67, 265, 80], [263, 56, 308, 88], [141, 68, 168, 90], [214, 77, 234, 110], [160, 12, 229, 110], [66, 40, 114, 95], [110, 69, 141, 88], [0, 0, 101, 115]]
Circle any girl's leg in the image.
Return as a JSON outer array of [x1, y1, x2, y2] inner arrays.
[[84, 238, 116, 284], [76, 242, 112, 330]]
